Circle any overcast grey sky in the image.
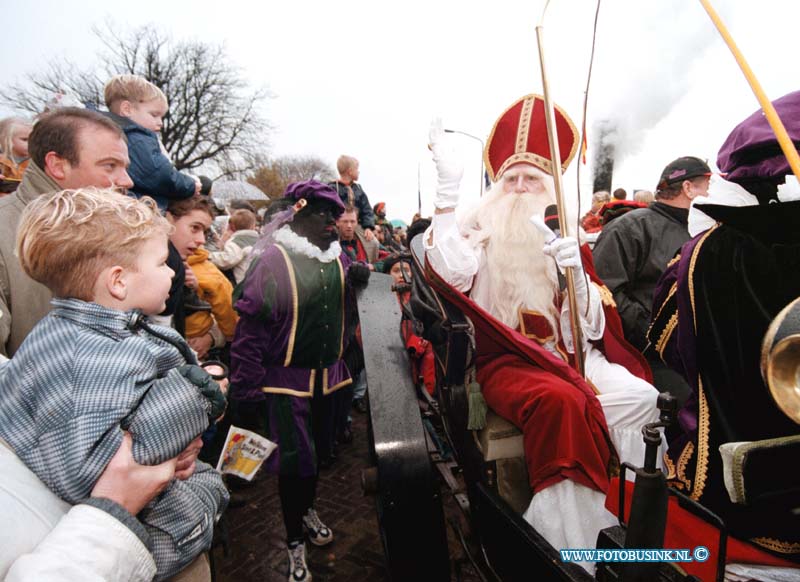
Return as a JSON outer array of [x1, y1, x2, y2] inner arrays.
[[3, 0, 798, 222]]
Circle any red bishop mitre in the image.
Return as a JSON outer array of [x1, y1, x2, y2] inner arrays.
[[484, 94, 579, 181]]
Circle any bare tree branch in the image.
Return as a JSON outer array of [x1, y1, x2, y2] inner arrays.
[[1, 22, 271, 173], [248, 156, 336, 199]]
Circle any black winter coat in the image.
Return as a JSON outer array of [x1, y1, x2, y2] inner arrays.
[[592, 202, 690, 350]]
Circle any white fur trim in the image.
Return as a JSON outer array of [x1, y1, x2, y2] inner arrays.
[[273, 226, 342, 263], [777, 175, 800, 203], [689, 176, 758, 237]]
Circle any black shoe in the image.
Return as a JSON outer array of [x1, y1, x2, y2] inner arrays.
[[184, 288, 212, 315], [353, 398, 368, 414]]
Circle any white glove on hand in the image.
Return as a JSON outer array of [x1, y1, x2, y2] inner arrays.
[[429, 117, 463, 209], [543, 236, 587, 294], [544, 236, 594, 344]]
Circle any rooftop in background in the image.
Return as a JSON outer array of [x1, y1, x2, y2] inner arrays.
[[211, 181, 270, 206]]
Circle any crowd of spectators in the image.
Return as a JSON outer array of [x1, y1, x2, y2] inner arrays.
[[0, 74, 430, 582], [5, 69, 793, 582]]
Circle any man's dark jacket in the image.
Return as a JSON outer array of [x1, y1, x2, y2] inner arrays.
[[593, 202, 690, 350]]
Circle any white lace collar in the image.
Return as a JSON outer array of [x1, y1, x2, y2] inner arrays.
[[273, 225, 342, 263]]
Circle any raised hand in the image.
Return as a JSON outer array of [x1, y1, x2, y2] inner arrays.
[[429, 117, 463, 209]]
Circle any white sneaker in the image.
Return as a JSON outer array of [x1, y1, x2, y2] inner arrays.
[[287, 541, 311, 582], [303, 508, 334, 547]]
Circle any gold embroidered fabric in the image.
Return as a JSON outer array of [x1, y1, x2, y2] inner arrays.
[[656, 313, 678, 359], [594, 282, 616, 308], [676, 441, 695, 492], [687, 226, 718, 333], [518, 309, 555, 344], [751, 537, 800, 554], [691, 381, 710, 500]]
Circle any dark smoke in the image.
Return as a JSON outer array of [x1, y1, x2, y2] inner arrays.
[[592, 120, 615, 193]]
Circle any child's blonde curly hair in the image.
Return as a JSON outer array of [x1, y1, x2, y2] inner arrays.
[[17, 188, 172, 300]]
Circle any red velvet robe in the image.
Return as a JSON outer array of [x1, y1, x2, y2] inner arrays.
[[425, 245, 651, 495]]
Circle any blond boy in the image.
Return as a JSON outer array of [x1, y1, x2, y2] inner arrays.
[[328, 154, 376, 232], [0, 188, 227, 580], [104, 74, 200, 209]]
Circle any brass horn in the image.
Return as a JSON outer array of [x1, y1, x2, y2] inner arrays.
[[761, 296, 800, 425]]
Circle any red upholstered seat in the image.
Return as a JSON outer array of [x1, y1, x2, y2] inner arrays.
[[606, 478, 798, 581]]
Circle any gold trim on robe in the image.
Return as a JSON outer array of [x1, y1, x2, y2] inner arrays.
[[275, 244, 299, 367], [691, 380, 710, 500]]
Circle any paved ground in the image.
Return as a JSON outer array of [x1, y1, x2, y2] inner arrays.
[[213, 408, 481, 582]]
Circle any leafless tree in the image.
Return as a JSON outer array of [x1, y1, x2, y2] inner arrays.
[[1, 23, 270, 173], [248, 155, 336, 199]]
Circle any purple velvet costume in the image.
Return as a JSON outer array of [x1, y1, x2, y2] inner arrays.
[[646, 90, 800, 561], [230, 242, 355, 478]]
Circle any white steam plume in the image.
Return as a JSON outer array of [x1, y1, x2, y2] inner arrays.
[[590, 1, 715, 164]]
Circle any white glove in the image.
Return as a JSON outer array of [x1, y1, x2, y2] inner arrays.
[[545, 237, 595, 346], [429, 117, 463, 209], [543, 236, 587, 294]]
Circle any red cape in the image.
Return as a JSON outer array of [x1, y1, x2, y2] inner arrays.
[[424, 245, 652, 493], [424, 245, 650, 392]]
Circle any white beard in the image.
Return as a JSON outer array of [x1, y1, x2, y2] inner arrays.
[[460, 182, 560, 335]]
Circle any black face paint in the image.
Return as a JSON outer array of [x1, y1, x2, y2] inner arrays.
[[289, 199, 340, 251]]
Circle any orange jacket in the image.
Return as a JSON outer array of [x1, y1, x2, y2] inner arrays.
[[184, 248, 238, 340]]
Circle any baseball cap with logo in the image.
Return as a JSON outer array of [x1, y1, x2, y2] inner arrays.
[[657, 156, 712, 190]]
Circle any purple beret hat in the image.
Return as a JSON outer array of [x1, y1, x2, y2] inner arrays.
[[283, 180, 345, 217], [717, 90, 800, 186]]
